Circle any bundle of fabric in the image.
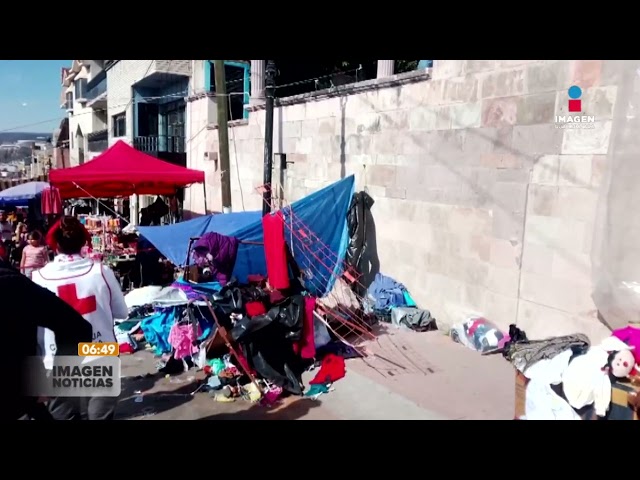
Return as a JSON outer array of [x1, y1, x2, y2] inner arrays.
[[364, 273, 435, 331], [502, 325, 590, 373], [318, 277, 360, 310], [140, 304, 213, 356], [171, 277, 223, 301], [192, 232, 240, 286]]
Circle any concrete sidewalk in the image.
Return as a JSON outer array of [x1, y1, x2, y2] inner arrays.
[[348, 328, 515, 420], [117, 328, 513, 420]]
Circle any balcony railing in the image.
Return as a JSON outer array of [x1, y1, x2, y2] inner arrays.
[[87, 129, 108, 153], [134, 135, 185, 154], [86, 76, 107, 102]]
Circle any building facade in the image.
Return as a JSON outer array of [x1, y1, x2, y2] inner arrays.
[[105, 60, 192, 222], [60, 60, 111, 166], [52, 118, 70, 169], [106, 60, 191, 157], [183, 59, 633, 342]]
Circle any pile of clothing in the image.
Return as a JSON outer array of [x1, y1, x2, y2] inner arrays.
[[363, 273, 437, 332], [504, 324, 640, 420], [120, 275, 358, 402]]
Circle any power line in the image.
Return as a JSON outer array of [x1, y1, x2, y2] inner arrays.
[[2, 61, 247, 133], [1, 66, 360, 135], [0, 91, 189, 134]]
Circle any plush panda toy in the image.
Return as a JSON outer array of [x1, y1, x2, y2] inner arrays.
[[605, 349, 637, 379]]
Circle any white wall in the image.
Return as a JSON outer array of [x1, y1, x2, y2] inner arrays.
[[106, 60, 154, 145], [68, 65, 93, 166], [184, 61, 218, 215], [106, 60, 194, 146]]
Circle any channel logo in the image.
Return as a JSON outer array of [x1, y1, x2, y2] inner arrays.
[[568, 85, 582, 113]]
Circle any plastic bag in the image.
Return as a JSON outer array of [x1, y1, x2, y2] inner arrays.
[[313, 316, 331, 349], [449, 317, 507, 353], [591, 61, 640, 329]]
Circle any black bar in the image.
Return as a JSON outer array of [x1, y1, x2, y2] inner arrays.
[[262, 60, 277, 217]]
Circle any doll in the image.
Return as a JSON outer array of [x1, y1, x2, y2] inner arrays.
[[605, 349, 637, 379], [612, 324, 640, 378]]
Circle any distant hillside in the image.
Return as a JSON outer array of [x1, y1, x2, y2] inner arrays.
[[0, 132, 51, 144]]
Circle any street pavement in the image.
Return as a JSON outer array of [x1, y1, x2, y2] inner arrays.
[[116, 328, 514, 420]]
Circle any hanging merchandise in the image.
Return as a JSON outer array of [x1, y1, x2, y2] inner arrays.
[[262, 211, 290, 290], [41, 186, 62, 216]]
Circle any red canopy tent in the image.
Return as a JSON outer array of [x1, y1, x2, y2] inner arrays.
[[49, 140, 206, 205]]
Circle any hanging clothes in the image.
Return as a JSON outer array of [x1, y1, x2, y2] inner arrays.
[[41, 187, 62, 215], [293, 296, 316, 359], [262, 211, 290, 290], [345, 191, 374, 271]]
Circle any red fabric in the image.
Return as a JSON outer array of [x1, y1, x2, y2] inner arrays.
[[119, 343, 134, 355], [41, 187, 62, 215], [0, 243, 6, 260], [234, 348, 255, 376], [49, 140, 205, 199], [245, 301, 266, 317], [262, 212, 290, 290], [293, 296, 316, 359], [309, 353, 345, 385], [247, 274, 267, 286], [269, 290, 286, 304]]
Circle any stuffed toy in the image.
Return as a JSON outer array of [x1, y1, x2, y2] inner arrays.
[[605, 349, 637, 379]]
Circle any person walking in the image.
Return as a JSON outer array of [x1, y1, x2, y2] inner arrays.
[[20, 230, 49, 278], [0, 253, 93, 421], [33, 216, 128, 420], [0, 211, 13, 243]]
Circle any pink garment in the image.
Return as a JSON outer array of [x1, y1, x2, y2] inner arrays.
[[22, 245, 48, 269], [168, 323, 202, 360], [293, 296, 316, 359], [611, 326, 640, 364]]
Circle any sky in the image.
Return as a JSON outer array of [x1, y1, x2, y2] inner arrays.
[[0, 60, 72, 133]]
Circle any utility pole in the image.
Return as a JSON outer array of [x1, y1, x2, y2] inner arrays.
[[214, 60, 232, 213], [262, 60, 277, 217]]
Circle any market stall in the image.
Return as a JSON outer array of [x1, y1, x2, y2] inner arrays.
[[117, 177, 359, 403], [48, 140, 206, 289], [48, 140, 206, 202], [0, 181, 61, 233], [0, 181, 50, 208]]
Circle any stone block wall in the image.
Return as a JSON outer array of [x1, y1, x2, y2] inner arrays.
[[186, 60, 629, 341]]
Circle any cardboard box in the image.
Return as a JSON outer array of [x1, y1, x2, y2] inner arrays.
[[607, 380, 640, 420], [514, 370, 528, 419]]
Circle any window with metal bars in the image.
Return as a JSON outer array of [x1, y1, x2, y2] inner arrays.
[[112, 113, 126, 138]]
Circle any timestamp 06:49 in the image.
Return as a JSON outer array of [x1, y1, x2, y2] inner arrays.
[[78, 342, 120, 357]]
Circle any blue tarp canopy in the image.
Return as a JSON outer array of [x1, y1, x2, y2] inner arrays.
[[139, 175, 355, 297], [0, 181, 50, 207]]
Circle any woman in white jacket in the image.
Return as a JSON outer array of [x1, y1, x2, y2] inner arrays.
[[33, 216, 129, 420]]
